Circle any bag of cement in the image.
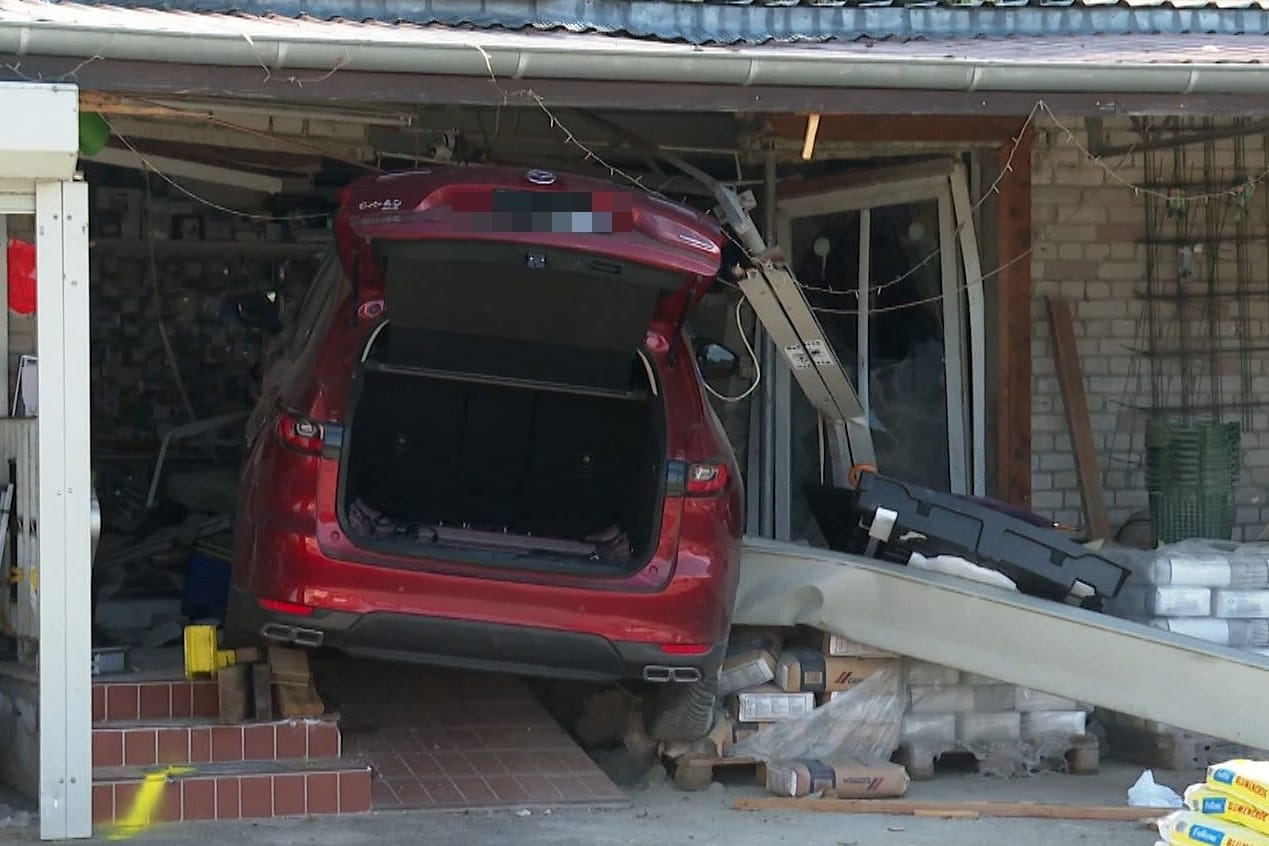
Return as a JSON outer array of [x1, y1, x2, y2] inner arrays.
[[1186, 784, 1269, 837], [1149, 618, 1269, 648], [765, 758, 909, 799], [1159, 810, 1269, 846], [719, 649, 777, 697], [1104, 540, 1269, 588], [1213, 591, 1269, 619], [725, 663, 904, 765], [731, 686, 816, 723], [1210, 761, 1269, 812], [901, 714, 956, 749], [1113, 586, 1213, 617]]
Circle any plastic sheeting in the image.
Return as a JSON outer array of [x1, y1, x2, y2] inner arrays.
[[725, 664, 904, 764]]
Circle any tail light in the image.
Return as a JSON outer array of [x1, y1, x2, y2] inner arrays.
[[276, 411, 324, 455], [259, 597, 314, 617], [658, 642, 712, 656], [668, 461, 730, 497]]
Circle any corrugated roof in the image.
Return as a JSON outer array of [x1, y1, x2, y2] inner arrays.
[[6, 0, 1269, 67], [42, 0, 1269, 42]]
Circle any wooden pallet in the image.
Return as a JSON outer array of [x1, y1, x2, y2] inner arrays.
[[670, 756, 767, 791], [896, 734, 1099, 781]]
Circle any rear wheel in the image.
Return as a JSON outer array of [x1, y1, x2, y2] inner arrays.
[[644, 677, 719, 742]]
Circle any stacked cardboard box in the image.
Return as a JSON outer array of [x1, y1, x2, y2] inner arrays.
[[715, 627, 910, 799], [715, 627, 901, 753], [1100, 541, 1269, 768]]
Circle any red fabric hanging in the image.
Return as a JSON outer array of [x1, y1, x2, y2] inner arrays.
[[6, 238, 35, 316]]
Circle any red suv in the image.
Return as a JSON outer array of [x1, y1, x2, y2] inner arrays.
[[226, 166, 744, 739]]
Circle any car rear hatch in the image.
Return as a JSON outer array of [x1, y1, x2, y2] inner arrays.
[[330, 167, 724, 577]]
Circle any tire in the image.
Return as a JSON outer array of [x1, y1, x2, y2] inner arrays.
[[644, 677, 719, 743]]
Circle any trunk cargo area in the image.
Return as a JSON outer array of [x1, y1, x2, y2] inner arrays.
[[342, 367, 665, 568]]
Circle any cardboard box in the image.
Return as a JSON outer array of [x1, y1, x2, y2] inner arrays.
[[766, 758, 910, 798], [776, 648, 897, 693], [732, 684, 816, 722], [719, 649, 777, 697], [820, 631, 898, 659]]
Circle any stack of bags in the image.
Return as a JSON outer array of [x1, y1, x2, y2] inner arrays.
[[711, 627, 1091, 792], [1100, 541, 1269, 765], [714, 626, 910, 799], [1103, 540, 1269, 652], [1157, 761, 1269, 846], [715, 627, 901, 745], [901, 661, 1092, 777]]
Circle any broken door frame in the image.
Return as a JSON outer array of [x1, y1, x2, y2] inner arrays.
[[0, 82, 92, 841], [767, 158, 985, 537]]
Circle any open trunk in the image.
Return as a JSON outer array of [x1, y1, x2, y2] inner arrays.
[[339, 240, 683, 573]]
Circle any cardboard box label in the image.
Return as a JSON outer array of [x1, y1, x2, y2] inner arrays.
[[776, 649, 897, 693]]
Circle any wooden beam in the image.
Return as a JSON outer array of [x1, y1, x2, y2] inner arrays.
[[1046, 295, 1111, 540], [732, 797, 1167, 822], [767, 114, 1035, 145], [107, 117, 375, 163], [995, 127, 1034, 508]]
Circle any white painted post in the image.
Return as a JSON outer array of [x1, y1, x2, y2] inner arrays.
[[36, 179, 92, 841]]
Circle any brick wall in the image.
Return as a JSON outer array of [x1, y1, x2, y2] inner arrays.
[[1031, 117, 1269, 540]]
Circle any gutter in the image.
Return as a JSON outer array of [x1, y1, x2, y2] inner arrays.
[[1, 10, 1269, 96]]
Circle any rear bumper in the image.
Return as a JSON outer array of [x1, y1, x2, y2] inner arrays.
[[227, 586, 725, 683]]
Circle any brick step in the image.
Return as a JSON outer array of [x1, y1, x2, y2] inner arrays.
[[92, 760, 372, 825], [93, 678, 220, 724], [93, 717, 341, 768]]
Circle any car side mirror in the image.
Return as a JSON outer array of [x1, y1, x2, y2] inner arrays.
[[227, 290, 283, 334], [695, 339, 740, 381]]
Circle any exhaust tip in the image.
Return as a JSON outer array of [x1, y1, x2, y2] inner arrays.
[[260, 623, 325, 648], [643, 665, 701, 684], [642, 665, 672, 683]]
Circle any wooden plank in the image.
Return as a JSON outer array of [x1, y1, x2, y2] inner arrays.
[[217, 664, 250, 725], [252, 661, 274, 722], [995, 129, 1034, 508], [767, 114, 1025, 145], [267, 646, 312, 687], [234, 647, 262, 665], [275, 682, 325, 719], [732, 797, 1168, 822], [1046, 295, 1112, 540]]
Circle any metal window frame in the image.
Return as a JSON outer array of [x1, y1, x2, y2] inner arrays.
[[769, 159, 985, 533]]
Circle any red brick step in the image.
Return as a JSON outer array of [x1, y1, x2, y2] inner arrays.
[[92, 760, 372, 825], [92, 717, 341, 767], [93, 679, 220, 724]]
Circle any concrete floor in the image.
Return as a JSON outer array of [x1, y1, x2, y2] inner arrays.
[[0, 760, 1192, 845]]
